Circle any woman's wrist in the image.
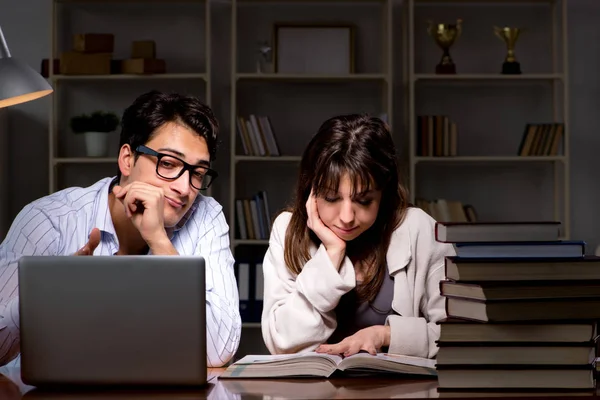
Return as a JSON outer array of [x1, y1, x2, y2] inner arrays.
[[326, 246, 346, 271], [379, 325, 391, 347]]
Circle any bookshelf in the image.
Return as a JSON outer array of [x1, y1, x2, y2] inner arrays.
[[48, 0, 211, 193], [228, 0, 394, 329], [405, 0, 570, 239]]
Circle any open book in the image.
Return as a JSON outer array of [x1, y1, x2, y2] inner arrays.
[[219, 352, 437, 379]]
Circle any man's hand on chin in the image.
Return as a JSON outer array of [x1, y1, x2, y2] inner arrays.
[[113, 182, 179, 255]]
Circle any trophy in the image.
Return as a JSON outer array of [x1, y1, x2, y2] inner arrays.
[[427, 19, 463, 74], [255, 41, 273, 74], [494, 26, 522, 74]]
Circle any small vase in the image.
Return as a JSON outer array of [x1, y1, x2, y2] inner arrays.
[[84, 131, 108, 157]]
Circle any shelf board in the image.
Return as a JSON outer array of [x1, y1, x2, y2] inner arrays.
[[414, 0, 551, 4], [56, 0, 205, 3], [235, 155, 302, 162], [242, 322, 261, 328], [51, 73, 207, 81], [235, 239, 269, 246], [413, 73, 563, 81], [54, 157, 118, 164], [236, 73, 388, 82], [414, 156, 566, 163], [238, 0, 386, 3]]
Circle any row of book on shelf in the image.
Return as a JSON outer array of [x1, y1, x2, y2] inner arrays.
[[435, 219, 597, 392], [415, 117, 565, 158], [236, 191, 272, 241], [518, 123, 564, 156], [236, 114, 281, 157], [416, 198, 478, 223], [234, 261, 264, 323], [416, 115, 458, 157], [224, 218, 600, 393]]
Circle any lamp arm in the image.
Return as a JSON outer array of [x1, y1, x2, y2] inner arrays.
[[0, 26, 11, 59]]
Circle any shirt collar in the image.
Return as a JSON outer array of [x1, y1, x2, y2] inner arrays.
[[174, 193, 202, 231], [92, 176, 119, 239], [386, 217, 412, 275]]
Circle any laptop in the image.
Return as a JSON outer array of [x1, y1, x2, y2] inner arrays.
[[18, 255, 207, 387]]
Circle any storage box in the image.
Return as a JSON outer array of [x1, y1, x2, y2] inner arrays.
[[131, 40, 156, 59], [73, 33, 114, 53], [122, 58, 166, 74], [59, 52, 112, 75]]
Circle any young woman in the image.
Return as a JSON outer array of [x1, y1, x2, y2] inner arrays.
[[261, 114, 455, 359]]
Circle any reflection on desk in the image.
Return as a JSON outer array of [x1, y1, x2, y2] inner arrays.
[[0, 366, 34, 398], [438, 391, 596, 398], [1, 366, 598, 399], [0, 367, 232, 400], [0, 366, 440, 399], [0, 374, 22, 400], [220, 377, 439, 399], [20, 378, 440, 400]]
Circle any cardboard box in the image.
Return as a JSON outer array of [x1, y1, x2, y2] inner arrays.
[[74, 33, 114, 53], [73, 34, 114, 53], [60, 52, 112, 75], [131, 40, 156, 59], [122, 58, 166, 74]]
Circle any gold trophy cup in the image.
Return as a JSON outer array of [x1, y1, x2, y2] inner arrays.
[[494, 26, 522, 74], [427, 19, 463, 74]]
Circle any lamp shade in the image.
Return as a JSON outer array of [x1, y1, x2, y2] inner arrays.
[[0, 26, 53, 108]]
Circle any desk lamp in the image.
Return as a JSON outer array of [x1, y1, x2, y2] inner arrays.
[[0, 25, 53, 108]]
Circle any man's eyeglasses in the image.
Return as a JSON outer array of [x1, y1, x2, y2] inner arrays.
[[135, 145, 218, 190]]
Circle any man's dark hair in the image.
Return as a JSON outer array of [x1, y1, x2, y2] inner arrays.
[[116, 90, 219, 180]]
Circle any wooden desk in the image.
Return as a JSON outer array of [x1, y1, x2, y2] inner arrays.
[[0, 367, 597, 399]]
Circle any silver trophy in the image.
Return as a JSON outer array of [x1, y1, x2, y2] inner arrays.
[[256, 41, 273, 73]]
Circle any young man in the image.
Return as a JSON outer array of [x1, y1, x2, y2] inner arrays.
[[0, 90, 241, 367]]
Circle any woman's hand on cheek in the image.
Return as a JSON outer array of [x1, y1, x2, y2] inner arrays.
[[315, 325, 390, 357], [306, 189, 346, 269]]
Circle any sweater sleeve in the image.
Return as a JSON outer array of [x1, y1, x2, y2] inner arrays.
[[385, 211, 455, 358], [385, 263, 449, 358]]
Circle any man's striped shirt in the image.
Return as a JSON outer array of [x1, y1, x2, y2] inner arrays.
[[0, 177, 241, 367]]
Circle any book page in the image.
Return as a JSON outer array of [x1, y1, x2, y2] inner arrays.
[[338, 352, 437, 376], [236, 352, 343, 365], [377, 353, 437, 368], [220, 378, 338, 397], [222, 352, 343, 379]]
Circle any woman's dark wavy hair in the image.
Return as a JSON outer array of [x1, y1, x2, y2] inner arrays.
[[284, 114, 410, 302], [116, 90, 219, 181]]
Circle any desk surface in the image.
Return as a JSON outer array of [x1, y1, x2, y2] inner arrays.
[[0, 367, 597, 399]]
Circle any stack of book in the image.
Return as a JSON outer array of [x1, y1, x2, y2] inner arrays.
[[433, 221, 598, 392]]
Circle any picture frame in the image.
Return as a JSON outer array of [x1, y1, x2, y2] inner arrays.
[[273, 23, 355, 74]]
